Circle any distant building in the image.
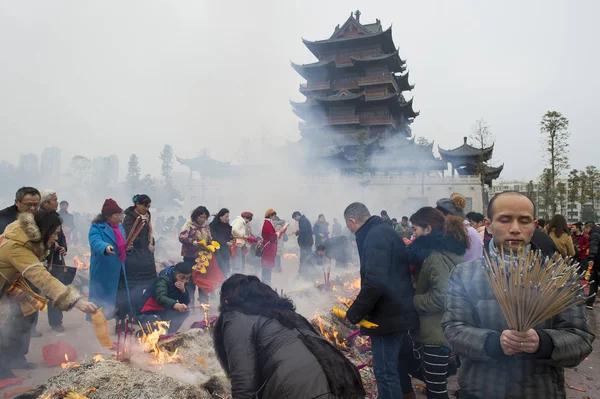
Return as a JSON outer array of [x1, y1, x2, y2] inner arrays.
[[40, 147, 62, 184], [18, 153, 39, 175], [490, 179, 600, 223], [93, 155, 119, 187]]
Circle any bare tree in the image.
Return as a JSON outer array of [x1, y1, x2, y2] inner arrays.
[[416, 136, 431, 146], [159, 145, 174, 187], [470, 119, 494, 212], [540, 111, 569, 215], [126, 154, 141, 193]]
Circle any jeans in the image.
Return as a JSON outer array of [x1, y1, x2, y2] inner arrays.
[[261, 268, 272, 286], [299, 246, 312, 273], [371, 332, 405, 399]]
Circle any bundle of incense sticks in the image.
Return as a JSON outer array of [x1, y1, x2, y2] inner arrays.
[[323, 266, 331, 290], [125, 216, 146, 248], [483, 245, 588, 332]]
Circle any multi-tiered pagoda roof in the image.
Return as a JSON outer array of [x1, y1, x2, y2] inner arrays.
[[291, 11, 441, 174], [438, 137, 504, 185]]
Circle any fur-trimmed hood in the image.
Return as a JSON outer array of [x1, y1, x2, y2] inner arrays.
[[408, 231, 467, 267], [3, 212, 46, 260]]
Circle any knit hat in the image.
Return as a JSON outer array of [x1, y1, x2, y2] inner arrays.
[[101, 198, 123, 216], [241, 212, 253, 219], [436, 193, 468, 218], [264, 208, 276, 218]]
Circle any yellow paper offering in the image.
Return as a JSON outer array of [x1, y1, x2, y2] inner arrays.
[[91, 309, 113, 349]]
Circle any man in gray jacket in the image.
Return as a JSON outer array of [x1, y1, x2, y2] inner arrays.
[[442, 191, 594, 399]]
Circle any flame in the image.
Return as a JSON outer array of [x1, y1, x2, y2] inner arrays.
[[73, 255, 89, 270], [337, 296, 354, 309], [92, 353, 104, 362], [314, 311, 347, 349], [61, 353, 80, 369], [282, 253, 299, 260], [137, 321, 181, 364], [200, 303, 211, 331], [350, 278, 360, 290]]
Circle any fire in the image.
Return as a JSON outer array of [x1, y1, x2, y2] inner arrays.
[[200, 303, 210, 331], [314, 311, 347, 349], [342, 277, 361, 290], [61, 353, 80, 369], [92, 353, 104, 362], [73, 255, 89, 270], [282, 253, 299, 260], [337, 296, 354, 309], [137, 321, 181, 364]]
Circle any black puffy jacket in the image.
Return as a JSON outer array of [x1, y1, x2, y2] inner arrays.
[[123, 207, 156, 287], [346, 216, 418, 336], [215, 311, 364, 399], [296, 215, 314, 248], [588, 226, 600, 265]]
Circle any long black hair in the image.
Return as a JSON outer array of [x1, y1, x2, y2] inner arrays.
[[210, 208, 229, 228], [133, 194, 151, 206], [213, 274, 365, 397], [35, 210, 62, 248]]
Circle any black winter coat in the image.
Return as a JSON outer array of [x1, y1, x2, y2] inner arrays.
[[123, 207, 156, 287], [215, 311, 364, 399], [346, 216, 418, 336], [210, 220, 233, 259], [0, 205, 18, 235], [588, 226, 600, 265], [531, 229, 558, 259], [296, 215, 314, 248]]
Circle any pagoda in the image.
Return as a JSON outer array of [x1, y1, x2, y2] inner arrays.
[[438, 137, 504, 186], [291, 11, 443, 174]]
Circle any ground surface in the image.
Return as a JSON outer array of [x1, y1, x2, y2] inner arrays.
[[1, 258, 599, 398]]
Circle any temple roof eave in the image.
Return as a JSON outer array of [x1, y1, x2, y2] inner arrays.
[[302, 26, 395, 57]]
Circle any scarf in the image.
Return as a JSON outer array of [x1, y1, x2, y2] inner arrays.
[[110, 223, 127, 262]]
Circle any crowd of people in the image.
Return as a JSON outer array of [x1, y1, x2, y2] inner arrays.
[[0, 185, 596, 399]]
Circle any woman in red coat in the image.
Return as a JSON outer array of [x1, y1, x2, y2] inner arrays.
[[261, 209, 279, 285]]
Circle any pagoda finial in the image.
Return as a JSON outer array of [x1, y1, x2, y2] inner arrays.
[[463, 137, 468, 144], [354, 10, 361, 22]]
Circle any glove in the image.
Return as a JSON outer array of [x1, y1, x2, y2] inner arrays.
[[332, 306, 379, 329]]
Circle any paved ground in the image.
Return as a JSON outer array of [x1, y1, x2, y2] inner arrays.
[[1, 260, 599, 398]]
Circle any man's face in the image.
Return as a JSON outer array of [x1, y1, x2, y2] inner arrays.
[[294, 215, 301, 222], [45, 193, 59, 211], [16, 194, 40, 213], [317, 250, 326, 257], [401, 219, 408, 226], [60, 203, 69, 212], [345, 217, 360, 234], [489, 195, 537, 251], [469, 219, 483, 229], [176, 273, 191, 284]]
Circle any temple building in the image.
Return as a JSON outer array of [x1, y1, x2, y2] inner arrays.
[[291, 10, 444, 175], [439, 137, 504, 186]]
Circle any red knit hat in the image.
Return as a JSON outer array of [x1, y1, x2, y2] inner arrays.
[[241, 212, 253, 219], [101, 198, 123, 216]]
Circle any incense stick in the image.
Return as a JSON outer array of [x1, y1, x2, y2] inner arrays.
[[482, 245, 587, 332]]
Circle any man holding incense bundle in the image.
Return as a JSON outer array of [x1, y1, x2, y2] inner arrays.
[[442, 191, 594, 399]]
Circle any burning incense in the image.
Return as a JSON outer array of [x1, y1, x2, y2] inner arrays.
[[482, 245, 588, 332], [200, 303, 210, 331], [125, 216, 146, 248]]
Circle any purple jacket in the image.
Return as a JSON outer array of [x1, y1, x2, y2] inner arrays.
[[463, 223, 483, 262]]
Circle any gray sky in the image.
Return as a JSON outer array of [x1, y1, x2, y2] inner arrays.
[[0, 0, 597, 181]]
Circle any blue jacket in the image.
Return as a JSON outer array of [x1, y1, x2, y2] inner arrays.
[[88, 222, 127, 319]]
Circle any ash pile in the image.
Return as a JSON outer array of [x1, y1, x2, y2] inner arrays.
[[15, 329, 230, 399]]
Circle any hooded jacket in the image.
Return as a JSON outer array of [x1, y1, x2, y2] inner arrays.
[[346, 216, 418, 336], [0, 213, 79, 312], [408, 231, 466, 346]]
